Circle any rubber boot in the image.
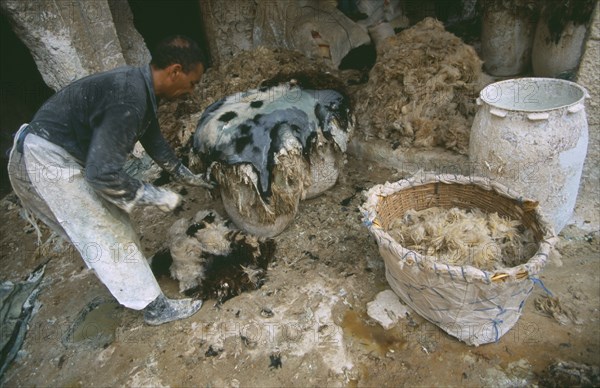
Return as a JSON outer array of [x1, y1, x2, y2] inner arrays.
[[143, 293, 203, 325]]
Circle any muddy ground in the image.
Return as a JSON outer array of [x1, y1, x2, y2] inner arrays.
[[0, 120, 598, 387]]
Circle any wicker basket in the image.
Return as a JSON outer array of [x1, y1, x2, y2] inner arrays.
[[361, 174, 557, 346]]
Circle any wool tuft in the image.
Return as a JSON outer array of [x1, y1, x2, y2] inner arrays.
[[387, 207, 537, 271]]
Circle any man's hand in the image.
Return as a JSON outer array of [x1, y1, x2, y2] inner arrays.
[[138, 184, 182, 212], [172, 164, 216, 189]]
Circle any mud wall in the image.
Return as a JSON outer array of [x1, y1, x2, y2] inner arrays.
[[199, 0, 371, 69], [576, 1, 600, 125]]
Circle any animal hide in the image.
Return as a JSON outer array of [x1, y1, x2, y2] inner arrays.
[[193, 81, 352, 199], [168, 210, 276, 305]]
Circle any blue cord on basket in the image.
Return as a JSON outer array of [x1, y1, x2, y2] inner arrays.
[[491, 318, 503, 342], [530, 276, 554, 297], [362, 212, 373, 227]]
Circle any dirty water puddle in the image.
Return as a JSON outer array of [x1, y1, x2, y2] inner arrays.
[[342, 309, 406, 356], [65, 298, 122, 347]]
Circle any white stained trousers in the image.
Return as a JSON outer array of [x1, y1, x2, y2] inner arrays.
[[8, 128, 161, 310]]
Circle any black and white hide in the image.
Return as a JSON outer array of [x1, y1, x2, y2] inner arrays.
[[193, 80, 354, 237], [168, 210, 276, 305]]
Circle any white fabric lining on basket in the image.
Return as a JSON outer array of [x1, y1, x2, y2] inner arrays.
[[361, 173, 558, 346]]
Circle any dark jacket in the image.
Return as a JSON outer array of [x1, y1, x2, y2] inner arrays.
[[27, 65, 181, 203]]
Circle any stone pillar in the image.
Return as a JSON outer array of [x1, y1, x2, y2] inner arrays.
[[199, 0, 256, 67], [0, 0, 126, 91], [108, 0, 151, 67]]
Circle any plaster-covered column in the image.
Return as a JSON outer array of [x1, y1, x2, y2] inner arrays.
[[107, 0, 151, 67], [1, 0, 126, 91]]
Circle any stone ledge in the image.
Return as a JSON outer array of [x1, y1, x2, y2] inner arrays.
[[347, 137, 469, 176]]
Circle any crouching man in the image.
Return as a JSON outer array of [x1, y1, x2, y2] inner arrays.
[[7, 35, 213, 325]]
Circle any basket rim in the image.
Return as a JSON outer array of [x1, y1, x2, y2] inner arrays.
[[360, 173, 558, 284]]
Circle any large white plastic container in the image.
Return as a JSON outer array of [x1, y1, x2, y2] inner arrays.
[[469, 78, 589, 233], [531, 8, 589, 78], [481, 8, 536, 76]]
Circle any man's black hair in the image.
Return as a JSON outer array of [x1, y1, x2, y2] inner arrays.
[[150, 35, 206, 73]]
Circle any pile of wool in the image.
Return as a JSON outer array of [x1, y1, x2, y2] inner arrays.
[[168, 210, 276, 305], [158, 47, 331, 152], [353, 17, 483, 154], [387, 207, 537, 271], [534, 294, 581, 325]]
